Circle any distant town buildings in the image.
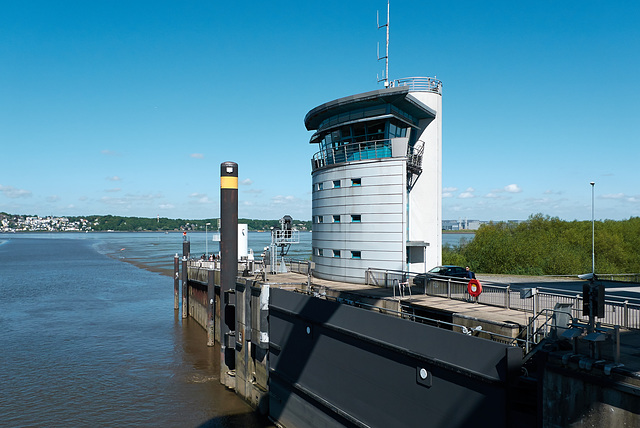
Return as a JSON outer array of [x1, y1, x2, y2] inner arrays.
[[0, 214, 311, 233], [442, 219, 523, 231], [442, 219, 485, 231], [1, 213, 510, 233], [1, 214, 93, 232]]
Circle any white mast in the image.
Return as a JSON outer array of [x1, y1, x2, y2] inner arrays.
[[377, 1, 390, 87]]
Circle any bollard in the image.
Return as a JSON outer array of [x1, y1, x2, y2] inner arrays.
[[174, 254, 180, 310], [220, 161, 238, 379]]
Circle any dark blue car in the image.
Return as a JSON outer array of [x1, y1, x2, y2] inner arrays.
[[413, 265, 469, 287]]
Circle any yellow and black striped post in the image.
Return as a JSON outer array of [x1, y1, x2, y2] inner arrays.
[[220, 162, 238, 376]]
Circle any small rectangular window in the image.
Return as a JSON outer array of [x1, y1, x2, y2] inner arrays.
[[333, 249, 340, 258], [316, 182, 324, 191], [316, 216, 323, 224], [315, 248, 321, 256], [333, 180, 341, 188], [333, 215, 340, 223], [351, 251, 361, 259], [351, 178, 361, 186], [351, 215, 361, 223]]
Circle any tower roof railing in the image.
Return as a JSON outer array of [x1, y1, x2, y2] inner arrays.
[[392, 76, 442, 94]]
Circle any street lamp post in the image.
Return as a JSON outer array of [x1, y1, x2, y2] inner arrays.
[[206, 222, 211, 257], [590, 182, 595, 275]]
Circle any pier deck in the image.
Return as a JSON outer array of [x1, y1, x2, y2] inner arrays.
[[268, 270, 640, 373]]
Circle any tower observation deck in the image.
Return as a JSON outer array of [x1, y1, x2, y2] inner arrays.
[[305, 77, 442, 284]]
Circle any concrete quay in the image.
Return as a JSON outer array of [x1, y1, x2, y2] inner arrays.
[[278, 270, 640, 371]]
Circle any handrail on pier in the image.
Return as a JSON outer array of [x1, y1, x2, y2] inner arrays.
[[365, 267, 640, 330]]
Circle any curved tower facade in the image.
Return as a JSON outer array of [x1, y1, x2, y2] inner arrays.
[[305, 78, 442, 284]]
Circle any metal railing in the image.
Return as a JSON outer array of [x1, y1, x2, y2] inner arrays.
[[598, 273, 640, 283], [364, 267, 640, 330], [286, 258, 313, 275], [392, 77, 442, 94], [321, 292, 527, 349], [312, 139, 393, 171]]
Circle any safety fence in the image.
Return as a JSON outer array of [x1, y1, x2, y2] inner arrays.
[[312, 139, 393, 171], [365, 268, 640, 330]]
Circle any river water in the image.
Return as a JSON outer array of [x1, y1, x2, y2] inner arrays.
[[0, 231, 472, 427], [0, 233, 272, 428]]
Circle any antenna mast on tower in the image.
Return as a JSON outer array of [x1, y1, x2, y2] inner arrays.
[[377, 1, 390, 87]]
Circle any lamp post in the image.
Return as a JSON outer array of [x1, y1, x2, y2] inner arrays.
[[590, 182, 595, 275], [206, 222, 211, 257]]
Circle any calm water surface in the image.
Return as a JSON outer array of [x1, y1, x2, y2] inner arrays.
[[0, 234, 271, 427]]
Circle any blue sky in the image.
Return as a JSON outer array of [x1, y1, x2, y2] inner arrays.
[[1, 1, 638, 221]]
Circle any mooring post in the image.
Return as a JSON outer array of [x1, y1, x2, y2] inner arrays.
[[207, 269, 215, 346], [220, 161, 238, 386], [182, 233, 190, 319], [174, 254, 180, 310]]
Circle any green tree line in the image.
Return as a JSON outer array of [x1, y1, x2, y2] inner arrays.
[[68, 215, 312, 232], [443, 214, 640, 275]]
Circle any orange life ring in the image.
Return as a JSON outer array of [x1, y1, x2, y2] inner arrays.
[[467, 279, 482, 297]]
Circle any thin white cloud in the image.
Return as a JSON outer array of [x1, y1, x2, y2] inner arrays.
[[190, 153, 204, 159], [458, 187, 475, 199], [504, 184, 522, 193], [272, 195, 297, 205], [189, 193, 214, 204], [442, 192, 454, 198], [240, 178, 253, 185], [107, 176, 121, 181], [443, 186, 458, 192], [105, 188, 122, 193], [601, 193, 625, 199], [47, 195, 60, 202], [159, 204, 175, 209], [101, 150, 122, 156], [100, 193, 163, 206], [0, 185, 32, 198], [488, 184, 522, 196]]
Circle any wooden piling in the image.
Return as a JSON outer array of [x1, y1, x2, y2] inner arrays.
[[207, 269, 215, 346], [174, 254, 180, 310], [182, 256, 188, 319]]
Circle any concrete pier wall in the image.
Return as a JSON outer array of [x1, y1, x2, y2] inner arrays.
[[542, 355, 640, 427]]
